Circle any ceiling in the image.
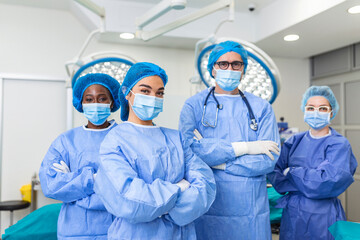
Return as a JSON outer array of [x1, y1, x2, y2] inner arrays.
[[1, 0, 360, 58], [128, 0, 275, 12]]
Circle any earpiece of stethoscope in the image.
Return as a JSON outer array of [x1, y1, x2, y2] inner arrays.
[[201, 87, 258, 131]]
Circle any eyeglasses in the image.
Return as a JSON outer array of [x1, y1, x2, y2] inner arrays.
[[305, 105, 332, 112], [215, 61, 244, 70]]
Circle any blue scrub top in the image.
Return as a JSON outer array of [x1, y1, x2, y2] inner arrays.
[[179, 89, 280, 240], [94, 122, 216, 240], [39, 120, 117, 240], [268, 129, 358, 240]]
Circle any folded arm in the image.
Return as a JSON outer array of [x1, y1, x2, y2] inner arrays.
[[39, 138, 95, 203], [166, 135, 216, 226], [94, 148, 180, 223], [225, 103, 281, 177], [267, 138, 298, 194], [287, 143, 356, 199], [179, 103, 235, 166]]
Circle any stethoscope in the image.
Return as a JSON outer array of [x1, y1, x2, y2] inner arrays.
[[201, 86, 258, 131]]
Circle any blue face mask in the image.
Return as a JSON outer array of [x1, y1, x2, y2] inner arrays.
[[83, 103, 111, 126], [214, 68, 242, 91], [304, 111, 331, 130], [130, 92, 163, 121]]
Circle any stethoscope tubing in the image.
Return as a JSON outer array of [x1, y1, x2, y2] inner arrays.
[[201, 87, 258, 131]]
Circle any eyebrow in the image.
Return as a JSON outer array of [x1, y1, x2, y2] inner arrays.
[[306, 104, 330, 106], [139, 84, 165, 91], [139, 84, 152, 89]]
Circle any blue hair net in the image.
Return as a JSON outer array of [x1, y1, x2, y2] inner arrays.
[[119, 62, 168, 121], [72, 73, 120, 113], [301, 86, 339, 120], [207, 41, 248, 78]]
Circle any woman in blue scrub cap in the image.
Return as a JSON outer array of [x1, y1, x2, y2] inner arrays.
[[268, 86, 358, 240], [94, 62, 216, 240], [39, 73, 120, 240]]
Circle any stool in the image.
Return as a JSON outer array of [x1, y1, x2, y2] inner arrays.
[[0, 200, 30, 226]]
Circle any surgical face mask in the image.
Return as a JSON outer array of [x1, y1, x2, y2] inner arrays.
[[304, 111, 331, 130], [214, 68, 242, 92], [129, 91, 164, 121], [83, 103, 111, 126]]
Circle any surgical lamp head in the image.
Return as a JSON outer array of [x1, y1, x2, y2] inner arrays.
[[119, 62, 168, 121], [73, 73, 121, 113], [207, 41, 248, 78], [301, 85, 339, 120]]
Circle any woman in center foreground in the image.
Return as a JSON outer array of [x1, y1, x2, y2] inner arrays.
[[94, 62, 216, 240]]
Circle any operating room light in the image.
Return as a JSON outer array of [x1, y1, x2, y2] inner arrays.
[[197, 42, 280, 104], [119, 32, 135, 39], [284, 34, 299, 41], [348, 5, 360, 14], [72, 57, 134, 86]]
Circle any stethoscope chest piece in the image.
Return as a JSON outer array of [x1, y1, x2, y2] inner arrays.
[[250, 119, 258, 131]]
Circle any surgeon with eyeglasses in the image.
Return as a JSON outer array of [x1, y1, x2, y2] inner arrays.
[[93, 62, 216, 240], [179, 40, 280, 240], [268, 86, 358, 240], [39, 73, 120, 239]]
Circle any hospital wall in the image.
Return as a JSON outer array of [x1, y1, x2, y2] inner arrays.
[[0, 3, 310, 234]]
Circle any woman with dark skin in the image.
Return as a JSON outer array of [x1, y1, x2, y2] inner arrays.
[[39, 73, 120, 240]]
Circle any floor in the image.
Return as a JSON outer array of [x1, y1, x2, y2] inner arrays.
[[272, 234, 280, 240]]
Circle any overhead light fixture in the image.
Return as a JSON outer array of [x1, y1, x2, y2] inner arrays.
[[71, 55, 135, 86], [284, 34, 299, 42], [119, 32, 135, 40], [171, 0, 186, 10], [136, 0, 187, 28], [136, 0, 234, 41], [348, 5, 360, 14]]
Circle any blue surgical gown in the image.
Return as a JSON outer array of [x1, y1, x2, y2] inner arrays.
[[268, 128, 358, 240], [93, 122, 216, 240], [179, 89, 280, 240], [39, 120, 117, 240]]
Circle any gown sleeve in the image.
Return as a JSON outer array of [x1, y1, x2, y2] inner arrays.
[[165, 134, 216, 226], [267, 136, 299, 194], [179, 102, 236, 167], [225, 102, 281, 177], [76, 193, 107, 211], [39, 135, 95, 203], [287, 140, 357, 199], [94, 135, 181, 224]]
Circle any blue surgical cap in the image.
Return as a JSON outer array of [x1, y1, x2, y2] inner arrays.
[[72, 73, 120, 113], [207, 41, 248, 78], [119, 62, 168, 121], [301, 86, 339, 120]]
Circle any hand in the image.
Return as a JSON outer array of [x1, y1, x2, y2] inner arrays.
[[232, 141, 280, 160], [246, 141, 280, 160], [283, 167, 290, 176], [212, 163, 226, 170], [93, 173, 97, 180], [52, 161, 70, 173], [175, 179, 190, 192]]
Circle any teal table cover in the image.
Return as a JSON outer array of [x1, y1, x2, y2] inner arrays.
[[268, 187, 283, 224], [329, 221, 360, 240], [2, 203, 61, 240], [1, 188, 283, 239]]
